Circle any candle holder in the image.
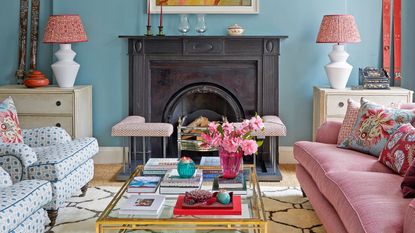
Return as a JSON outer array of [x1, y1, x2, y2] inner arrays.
[[157, 26, 165, 36], [145, 25, 153, 36]]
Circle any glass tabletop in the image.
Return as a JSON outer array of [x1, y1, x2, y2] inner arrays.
[[97, 165, 266, 226]]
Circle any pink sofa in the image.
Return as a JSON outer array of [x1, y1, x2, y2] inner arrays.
[[294, 121, 415, 233]]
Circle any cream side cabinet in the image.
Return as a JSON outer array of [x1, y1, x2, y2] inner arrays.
[[0, 85, 92, 139], [313, 86, 414, 140]]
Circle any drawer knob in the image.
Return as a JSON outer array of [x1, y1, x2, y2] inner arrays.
[[56, 123, 61, 127], [56, 101, 61, 106], [338, 102, 345, 108]]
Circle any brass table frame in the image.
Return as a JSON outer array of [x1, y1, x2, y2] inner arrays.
[[96, 165, 267, 233]]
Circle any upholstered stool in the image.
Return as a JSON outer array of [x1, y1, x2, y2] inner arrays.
[[112, 117, 173, 178], [131, 123, 174, 161], [252, 115, 287, 175]]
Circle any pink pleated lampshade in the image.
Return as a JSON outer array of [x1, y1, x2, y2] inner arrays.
[[316, 14, 361, 44], [43, 14, 88, 44]]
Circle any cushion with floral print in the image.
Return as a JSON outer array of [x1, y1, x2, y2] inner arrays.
[[0, 96, 23, 143], [339, 98, 415, 157], [379, 124, 415, 176]]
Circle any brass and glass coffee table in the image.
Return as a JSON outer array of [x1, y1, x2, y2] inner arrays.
[[96, 165, 267, 233]]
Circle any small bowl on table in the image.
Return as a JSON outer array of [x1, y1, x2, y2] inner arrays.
[[227, 24, 244, 36]]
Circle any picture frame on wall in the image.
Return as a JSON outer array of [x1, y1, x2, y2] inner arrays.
[[149, 0, 259, 14]]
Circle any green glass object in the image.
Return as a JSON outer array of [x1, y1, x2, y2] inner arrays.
[[177, 157, 196, 178], [217, 191, 231, 204]]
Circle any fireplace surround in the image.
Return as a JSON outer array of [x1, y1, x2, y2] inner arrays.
[[120, 35, 287, 177]]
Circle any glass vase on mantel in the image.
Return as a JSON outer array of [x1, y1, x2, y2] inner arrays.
[[178, 14, 190, 35], [195, 14, 207, 35], [219, 148, 243, 179]]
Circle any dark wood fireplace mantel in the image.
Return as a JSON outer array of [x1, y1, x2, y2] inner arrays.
[[119, 35, 287, 118], [120, 35, 287, 180]]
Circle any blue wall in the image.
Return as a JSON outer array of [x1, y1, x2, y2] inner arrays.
[[1, 0, 414, 147]]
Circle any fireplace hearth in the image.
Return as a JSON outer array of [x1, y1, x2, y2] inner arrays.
[[120, 35, 287, 180]]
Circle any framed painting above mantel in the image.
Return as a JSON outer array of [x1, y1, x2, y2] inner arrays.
[[149, 0, 259, 14]]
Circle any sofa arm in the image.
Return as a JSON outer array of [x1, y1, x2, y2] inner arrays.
[[22, 127, 72, 147], [0, 167, 12, 188], [315, 121, 342, 144], [0, 143, 37, 167], [404, 200, 415, 233]]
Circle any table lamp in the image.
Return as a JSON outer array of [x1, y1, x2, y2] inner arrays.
[[43, 14, 88, 88], [316, 14, 361, 89]]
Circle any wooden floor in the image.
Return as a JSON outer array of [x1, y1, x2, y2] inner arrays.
[[91, 164, 299, 187]]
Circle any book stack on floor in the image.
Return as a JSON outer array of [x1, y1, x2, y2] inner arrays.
[[143, 158, 179, 176], [119, 195, 165, 216], [127, 176, 161, 193], [213, 172, 247, 195], [159, 169, 203, 194]]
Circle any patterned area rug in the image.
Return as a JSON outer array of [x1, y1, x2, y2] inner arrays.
[[47, 186, 324, 233]]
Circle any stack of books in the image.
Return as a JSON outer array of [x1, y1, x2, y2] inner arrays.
[[159, 169, 203, 194], [119, 195, 165, 216], [127, 176, 161, 193], [213, 172, 247, 195], [143, 158, 179, 176]]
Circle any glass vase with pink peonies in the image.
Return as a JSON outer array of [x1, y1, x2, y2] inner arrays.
[[201, 116, 264, 179]]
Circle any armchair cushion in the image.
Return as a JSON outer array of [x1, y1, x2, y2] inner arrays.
[[0, 167, 12, 188], [23, 127, 72, 147], [28, 137, 98, 181], [0, 96, 23, 144], [0, 180, 52, 232]]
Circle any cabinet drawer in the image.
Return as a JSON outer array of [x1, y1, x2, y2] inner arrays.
[[19, 116, 73, 136], [0, 94, 73, 114], [326, 95, 408, 116]]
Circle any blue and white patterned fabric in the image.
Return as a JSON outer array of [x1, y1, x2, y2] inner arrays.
[[0, 180, 52, 232], [0, 156, 24, 182], [28, 137, 98, 181], [0, 143, 37, 167], [0, 167, 12, 188], [44, 159, 94, 209], [10, 208, 46, 233], [22, 127, 71, 148]]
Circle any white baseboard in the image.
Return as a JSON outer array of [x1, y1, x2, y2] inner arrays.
[[279, 146, 296, 164], [93, 147, 125, 164], [93, 146, 297, 165]]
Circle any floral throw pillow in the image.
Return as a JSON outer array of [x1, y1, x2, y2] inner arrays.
[[379, 124, 415, 176], [338, 98, 415, 157], [337, 99, 360, 145], [0, 97, 23, 143]]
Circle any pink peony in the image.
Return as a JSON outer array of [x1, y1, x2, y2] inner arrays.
[[208, 122, 218, 134], [249, 115, 264, 131], [221, 136, 240, 153], [241, 140, 258, 155], [222, 122, 234, 135]]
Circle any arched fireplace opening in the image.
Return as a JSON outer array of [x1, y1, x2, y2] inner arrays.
[[162, 83, 245, 159]]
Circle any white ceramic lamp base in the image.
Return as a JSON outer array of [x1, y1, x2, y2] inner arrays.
[[325, 44, 353, 89], [51, 44, 80, 88]]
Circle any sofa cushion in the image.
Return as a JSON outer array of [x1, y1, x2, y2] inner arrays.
[[0, 97, 23, 144], [323, 171, 410, 233], [339, 98, 415, 157], [294, 141, 393, 182], [337, 98, 360, 144], [27, 137, 98, 181], [0, 180, 52, 232], [379, 124, 415, 176], [401, 160, 415, 198]]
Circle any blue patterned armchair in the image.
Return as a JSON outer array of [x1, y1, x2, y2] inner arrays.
[[0, 166, 52, 233], [0, 127, 99, 226]]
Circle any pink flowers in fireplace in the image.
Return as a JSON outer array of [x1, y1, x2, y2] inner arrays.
[[201, 116, 264, 156]]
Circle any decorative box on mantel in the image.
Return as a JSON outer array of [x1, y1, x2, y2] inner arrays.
[[119, 35, 288, 181], [0, 85, 92, 139]]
